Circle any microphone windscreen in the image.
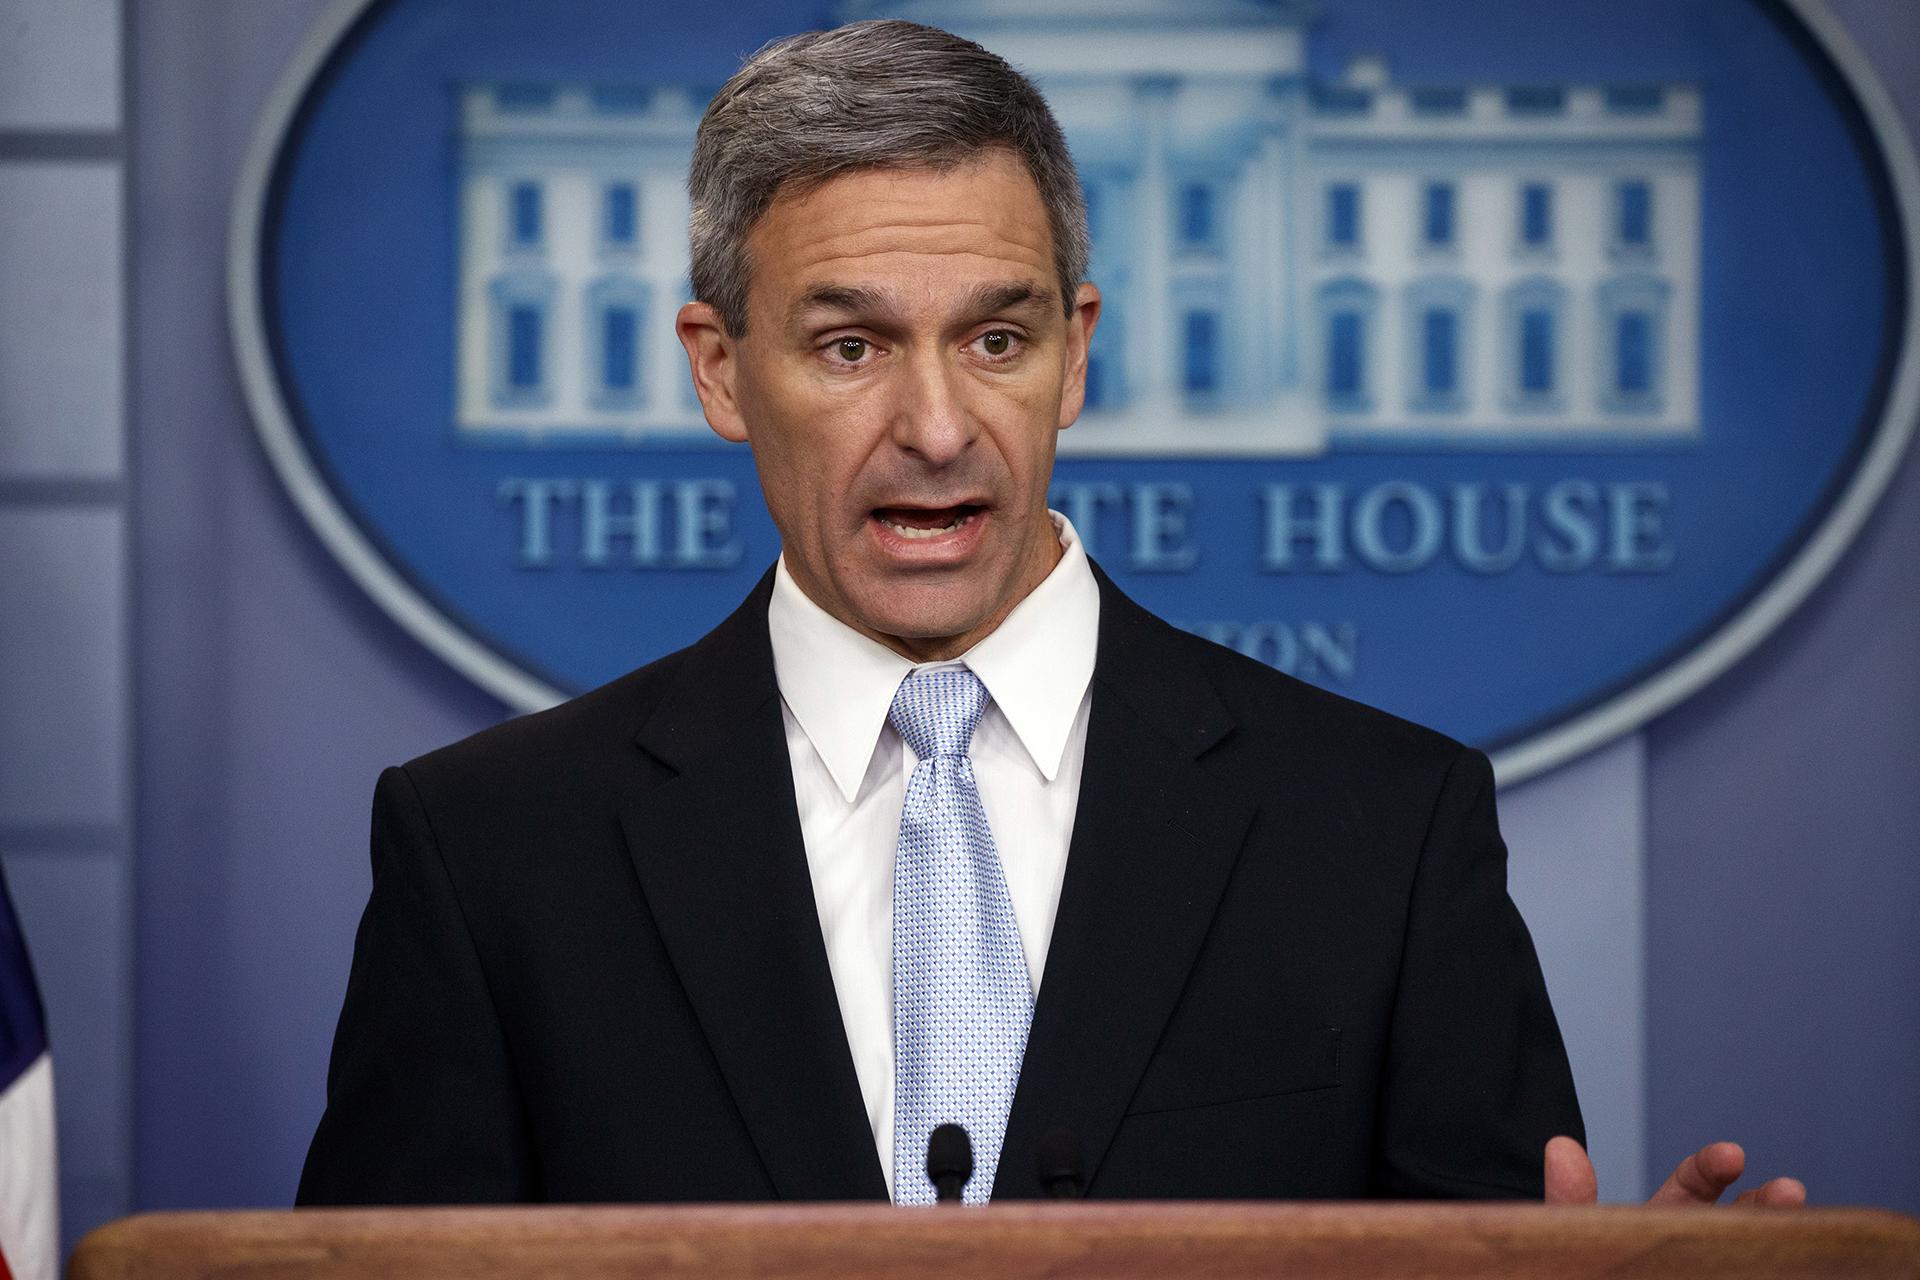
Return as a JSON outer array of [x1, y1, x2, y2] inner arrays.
[[1037, 1125, 1085, 1198], [926, 1123, 973, 1201]]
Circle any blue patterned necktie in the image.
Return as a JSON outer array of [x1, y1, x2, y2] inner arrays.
[[890, 668, 1034, 1205]]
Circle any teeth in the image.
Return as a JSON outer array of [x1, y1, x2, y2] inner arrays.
[[881, 513, 967, 539]]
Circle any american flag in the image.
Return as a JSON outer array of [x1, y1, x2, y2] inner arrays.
[[0, 865, 54, 1280]]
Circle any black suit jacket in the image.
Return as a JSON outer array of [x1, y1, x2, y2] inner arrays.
[[298, 564, 1581, 1204]]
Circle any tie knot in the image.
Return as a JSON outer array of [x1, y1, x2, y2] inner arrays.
[[889, 668, 990, 760]]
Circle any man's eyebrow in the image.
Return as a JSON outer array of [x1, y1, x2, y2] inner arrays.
[[789, 284, 899, 327], [962, 281, 1058, 318]]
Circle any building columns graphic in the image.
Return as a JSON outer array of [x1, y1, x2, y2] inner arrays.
[[1131, 77, 1178, 414]]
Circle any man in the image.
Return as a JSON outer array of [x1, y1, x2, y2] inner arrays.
[[299, 20, 1801, 1209]]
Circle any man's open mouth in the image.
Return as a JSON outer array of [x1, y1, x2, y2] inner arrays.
[[873, 505, 984, 540]]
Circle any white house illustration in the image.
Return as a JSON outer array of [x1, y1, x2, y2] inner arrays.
[[454, 0, 1702, 456]]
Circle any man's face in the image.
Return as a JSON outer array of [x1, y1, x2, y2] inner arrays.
[[678, 149, 1100, 661]]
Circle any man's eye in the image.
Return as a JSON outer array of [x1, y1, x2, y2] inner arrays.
[[978, 330, 1017, 358], [833, 337, 869, 363]]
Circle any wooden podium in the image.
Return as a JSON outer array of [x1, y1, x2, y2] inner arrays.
[[69, 1203, 1920, 1279]]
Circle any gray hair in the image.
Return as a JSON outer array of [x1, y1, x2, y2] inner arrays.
[[688, 19, 1090, 335]]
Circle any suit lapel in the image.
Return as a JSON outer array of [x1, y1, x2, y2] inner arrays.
[[995, 567, 1257, 1198], [619, 575, 887, 1201]]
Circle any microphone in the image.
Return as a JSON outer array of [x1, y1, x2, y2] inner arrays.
[[926, 1123, 973, 1203], [1036, 1125, 1085, 1199]]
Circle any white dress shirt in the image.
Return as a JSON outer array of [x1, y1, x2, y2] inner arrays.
[[767, 512, 1100, 1198]]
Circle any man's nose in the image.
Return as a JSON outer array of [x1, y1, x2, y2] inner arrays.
[[888, 349, 978, 465]]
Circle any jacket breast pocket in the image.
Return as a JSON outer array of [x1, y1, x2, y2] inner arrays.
[[1126, 1025, 1341, 1116]]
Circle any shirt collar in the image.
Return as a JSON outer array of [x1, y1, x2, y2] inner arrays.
[[768, 512, 1100, 803]]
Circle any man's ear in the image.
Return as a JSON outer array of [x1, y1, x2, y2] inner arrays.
[[677, 300, 749, 443], [1057, 281, 1103, 432]]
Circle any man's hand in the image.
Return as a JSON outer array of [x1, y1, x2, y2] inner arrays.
[[1544, 1135, 1807, 1206]]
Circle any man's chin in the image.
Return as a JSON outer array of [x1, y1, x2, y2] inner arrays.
[[844, 591, 1001, 659], [866, 610, 993, 652], [828, 539, 1053, 657]]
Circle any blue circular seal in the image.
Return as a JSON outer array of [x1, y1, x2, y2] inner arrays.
[[232, 0, 1919, 782]]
